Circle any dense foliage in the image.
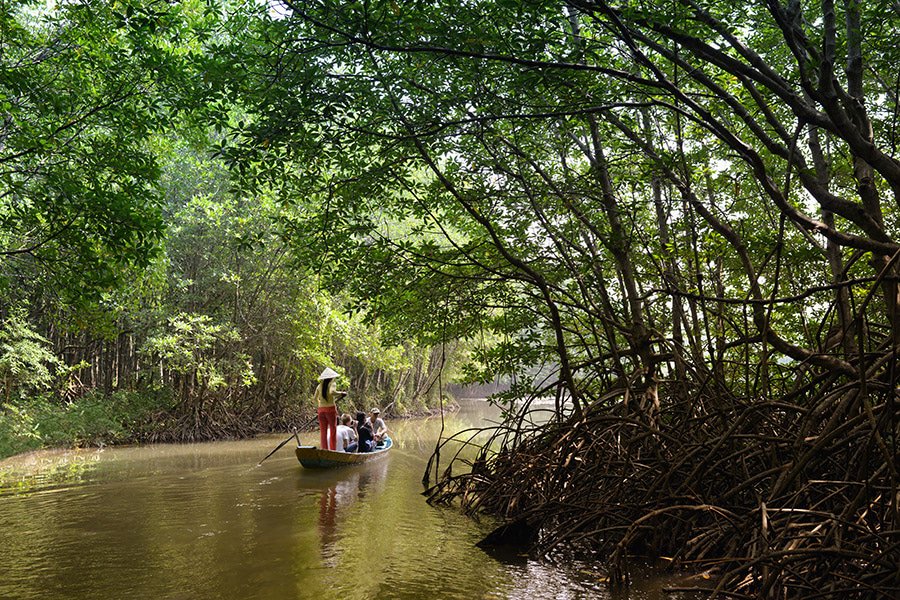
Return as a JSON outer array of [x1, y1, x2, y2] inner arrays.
[[0, 1, 452, 456], [227, 1, 899, 597], [1, 0, 898, 596]]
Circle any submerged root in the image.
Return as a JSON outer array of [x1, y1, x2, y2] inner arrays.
[[425, 383, 899, 599]]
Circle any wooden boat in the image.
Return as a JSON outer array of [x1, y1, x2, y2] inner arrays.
[[295, 437, 393, 469]]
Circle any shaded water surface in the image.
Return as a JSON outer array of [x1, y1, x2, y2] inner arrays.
[[0, 400, 693, 599]]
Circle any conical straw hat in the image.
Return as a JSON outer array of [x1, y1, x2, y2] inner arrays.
[[318, 367, 339, 380]]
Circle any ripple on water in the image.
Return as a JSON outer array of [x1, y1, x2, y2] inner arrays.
[[0, 408, 704, 600], [0, 448, 105, 497]]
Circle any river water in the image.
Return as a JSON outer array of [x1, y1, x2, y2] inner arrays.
[[0, 399, 694, 599]]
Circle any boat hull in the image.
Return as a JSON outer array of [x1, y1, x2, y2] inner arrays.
[[295, 438, 393, 469]]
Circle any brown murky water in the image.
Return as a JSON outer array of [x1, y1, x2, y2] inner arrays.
[[0, 400, 696, 599]]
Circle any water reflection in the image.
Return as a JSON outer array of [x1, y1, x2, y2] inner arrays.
[[0, 400, 698, 600], [0, 448, 104, 497], [317, 481, 345, 563], [315, 465, 384, 567]]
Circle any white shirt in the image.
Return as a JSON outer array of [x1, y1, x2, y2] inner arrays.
[[336, 424, 355, 451]]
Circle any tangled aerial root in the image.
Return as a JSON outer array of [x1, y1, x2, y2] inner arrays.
[[134, 403, 308, 444], [425, 382, 899, 598]]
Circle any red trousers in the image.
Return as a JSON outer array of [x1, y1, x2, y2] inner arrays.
[[317, 405, 338, 450]]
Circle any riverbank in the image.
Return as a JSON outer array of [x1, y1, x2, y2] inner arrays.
[[426, 388, 900, 599], [0, 391, 170, 460], [0, 389, 460, 461]]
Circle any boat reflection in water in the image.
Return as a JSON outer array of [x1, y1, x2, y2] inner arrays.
[[312, 455, 391, 567]]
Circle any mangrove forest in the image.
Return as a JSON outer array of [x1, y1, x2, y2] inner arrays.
[[2, 0, 899, 598]]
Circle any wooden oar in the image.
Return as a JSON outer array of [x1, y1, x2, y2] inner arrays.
[[257, 416, 316, 465], [257, 432, 296, 465]]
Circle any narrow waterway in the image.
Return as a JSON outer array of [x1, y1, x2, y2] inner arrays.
[[0, 400, 695, 599]]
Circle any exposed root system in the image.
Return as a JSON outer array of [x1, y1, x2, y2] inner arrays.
[[425, 382, 899, 598], [132, 406, 311, 444]]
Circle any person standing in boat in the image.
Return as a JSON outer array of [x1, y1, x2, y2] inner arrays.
[[315, 367, 347, 451]]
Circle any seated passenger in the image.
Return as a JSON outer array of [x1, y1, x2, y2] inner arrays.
[[336, 413, 357, 453], [355, 410, 376, 453], [370, 407, 389, 444]]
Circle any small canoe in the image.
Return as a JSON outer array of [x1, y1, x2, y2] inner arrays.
[[295, 437, 393, 469]]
